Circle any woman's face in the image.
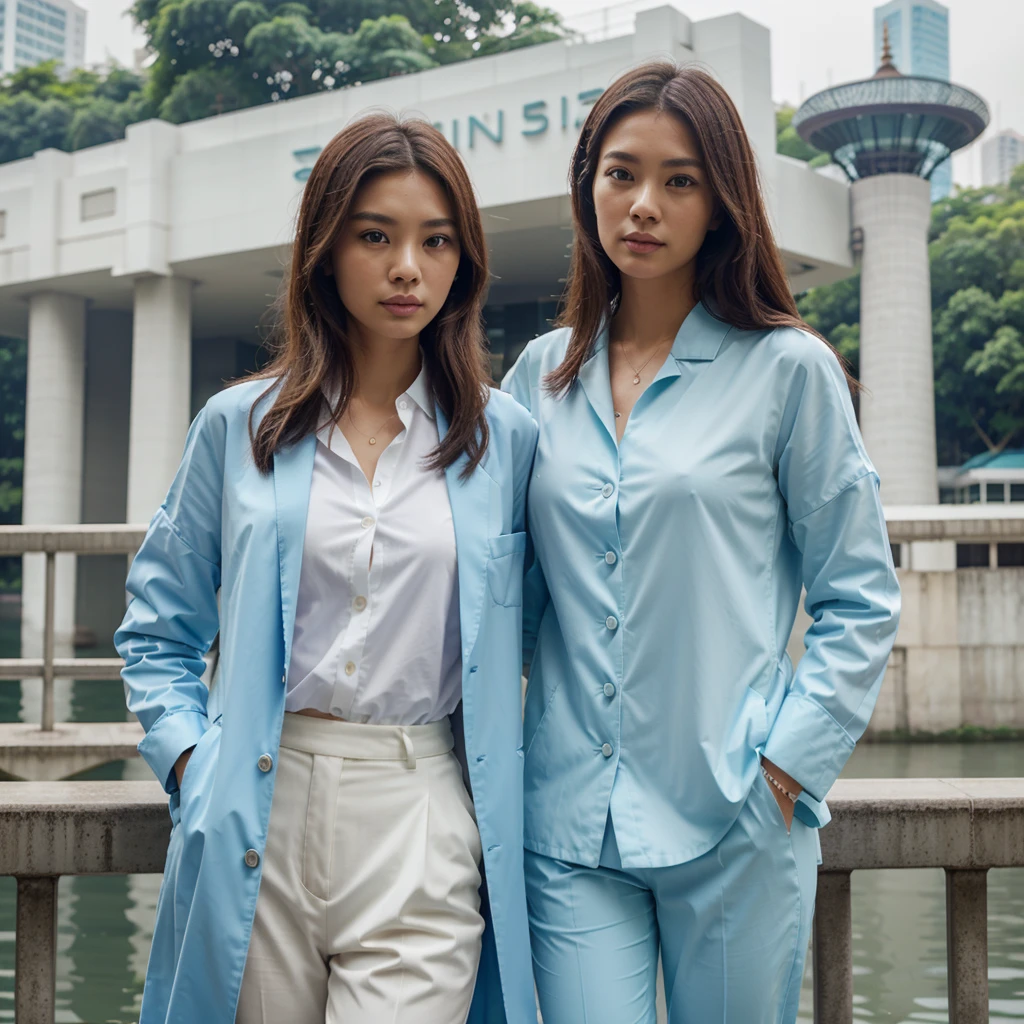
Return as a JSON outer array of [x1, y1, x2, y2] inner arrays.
[[330, 169, 462, 343], [592, 109, 720, 283]]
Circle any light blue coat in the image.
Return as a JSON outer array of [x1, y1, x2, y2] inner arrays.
[[115, 377, 538, 1024], [502, 303, 901, 870]]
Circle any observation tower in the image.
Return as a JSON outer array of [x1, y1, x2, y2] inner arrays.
[[793, 28, 989, 505]]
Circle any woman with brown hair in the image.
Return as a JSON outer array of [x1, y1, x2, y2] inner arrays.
[[116, 113, 537, 1024], [503, 62, 900, 1023]]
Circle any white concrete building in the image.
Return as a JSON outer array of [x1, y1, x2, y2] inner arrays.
[[0, 3, 854, 651], [0, 0, 86, 75], [981, 128, 1024, 186]]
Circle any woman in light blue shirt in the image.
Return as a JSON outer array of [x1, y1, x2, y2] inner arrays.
[[502, 62, 901, 1024]]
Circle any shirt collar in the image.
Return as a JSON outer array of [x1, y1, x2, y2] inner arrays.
[[403, 361, 436, 420], [585, 298, 732, 366]]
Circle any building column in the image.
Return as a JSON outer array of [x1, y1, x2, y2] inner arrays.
[[853, 173, 937, 506], [20, 292, 87, 667], [126, 276, 193, 525]]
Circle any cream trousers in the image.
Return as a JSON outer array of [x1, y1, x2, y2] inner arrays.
[[236, 712, 484, 1024]]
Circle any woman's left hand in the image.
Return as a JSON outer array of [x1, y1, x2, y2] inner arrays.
[[761, 758, 802, 830]]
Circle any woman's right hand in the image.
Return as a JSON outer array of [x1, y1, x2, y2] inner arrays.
[[174, 746, 195, 789]]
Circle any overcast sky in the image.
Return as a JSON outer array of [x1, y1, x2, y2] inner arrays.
[[77, 0, 1023, 187]]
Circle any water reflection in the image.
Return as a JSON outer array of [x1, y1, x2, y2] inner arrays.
[[0, 614, 1022, 1021]]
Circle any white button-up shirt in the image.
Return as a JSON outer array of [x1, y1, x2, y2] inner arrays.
[[285, 366, 462, 724]]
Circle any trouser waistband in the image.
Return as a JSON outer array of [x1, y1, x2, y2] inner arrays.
[[279, 712, 453, 768]]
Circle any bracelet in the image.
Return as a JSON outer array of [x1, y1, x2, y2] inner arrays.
[[761, 765, 799, 803]]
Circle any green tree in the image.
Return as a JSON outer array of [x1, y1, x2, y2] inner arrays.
[[775, 105, 829, 167], [0, 335, 26, 592]]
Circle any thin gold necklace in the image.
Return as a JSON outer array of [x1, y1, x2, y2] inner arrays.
[[616, 338, 669, 385], [344, 407, 400, 446]]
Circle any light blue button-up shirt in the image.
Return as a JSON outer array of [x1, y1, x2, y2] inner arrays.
[[502, 301, 901, 869]]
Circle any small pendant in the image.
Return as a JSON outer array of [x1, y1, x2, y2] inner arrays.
[[633, 375, 641, 385], [368, 437, 376, 445]]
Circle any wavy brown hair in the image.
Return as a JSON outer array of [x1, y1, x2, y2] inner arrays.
[[244, 112, 490, 475], [546, 61, 854, 395]]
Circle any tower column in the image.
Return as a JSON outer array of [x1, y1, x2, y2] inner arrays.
[[852, 173, 937, 505], [21, 292, 87, 660], [126, 276, 193, 525]]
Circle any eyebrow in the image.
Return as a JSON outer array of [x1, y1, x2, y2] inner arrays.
[[350, 212, 456, 229], [602, 150, 704, 169]]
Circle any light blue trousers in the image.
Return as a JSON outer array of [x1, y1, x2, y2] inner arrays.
[[525, 771, 819, 1024]]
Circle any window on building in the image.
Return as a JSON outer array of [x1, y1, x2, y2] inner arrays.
[[968, 483, 981, 503], [80, 188, 116, 221], [1011, 484, 1024, 503], [939, 486, 956, 504], [956, 543, 990, 568], [890, 542, 902, 568], [987, 482, 1006, 502], [997, 544, 1024, 568]]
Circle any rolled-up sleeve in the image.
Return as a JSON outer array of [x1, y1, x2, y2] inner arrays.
[[115, 406, 225, 794], [763, 337, 901, 805]]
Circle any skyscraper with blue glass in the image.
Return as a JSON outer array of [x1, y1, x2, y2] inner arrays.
[[873, 0, 952, 201]]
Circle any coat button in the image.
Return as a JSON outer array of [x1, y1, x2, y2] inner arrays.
[[601, 743, 613, 758], [257, 754, 273, 772], [601, 483, 614, 498], [604, 551, 617, 565], [605, 615, 618, 631], [604, 682, 616, 697], [244, 849, 260, 868]]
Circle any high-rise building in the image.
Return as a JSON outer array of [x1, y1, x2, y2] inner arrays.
[[0, 0, 87, 76], [873, 0, 952, 201], [982, 129, 1024, 186]]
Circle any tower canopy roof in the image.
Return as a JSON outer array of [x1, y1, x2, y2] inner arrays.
[[793, 27, 988, 182]]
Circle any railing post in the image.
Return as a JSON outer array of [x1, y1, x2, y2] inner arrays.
[[41, 549, 56, 731], [946, 868, 989, 1023], [813, 870, 853, 1024], [16, 876, 58, 1024]]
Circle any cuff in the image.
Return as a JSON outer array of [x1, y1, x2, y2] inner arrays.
[[138, 709, 211, 795], [762, 692, 855, 802]]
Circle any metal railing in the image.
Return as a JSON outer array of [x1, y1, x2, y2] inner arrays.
[[1, 778, 1020, 1023], [0, 525, 146, 730]]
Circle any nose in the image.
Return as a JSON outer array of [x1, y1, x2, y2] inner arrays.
[[629, 181, 660, 224], [389, 241, 421, 285]]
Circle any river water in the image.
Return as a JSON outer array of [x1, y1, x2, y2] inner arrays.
[[0, 619, 1022, 1023]]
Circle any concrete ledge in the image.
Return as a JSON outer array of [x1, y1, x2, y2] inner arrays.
[[0, 780, 168, 875], [820, 778, 1024, 870], [0, 722, 144, 781], [885, 504, 1024, 542], [0, 524, 147, 555]]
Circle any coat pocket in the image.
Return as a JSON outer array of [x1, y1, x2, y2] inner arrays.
[[178, 721, 221, 827], [486, 532, 527, 608]]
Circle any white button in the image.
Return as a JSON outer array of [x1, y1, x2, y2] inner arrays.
[[374, 480, 381, 487], [605, 551, 617, 565], [601, 483, 614, 498], [281, 673, 285, 683], [353, 595, 367, 612], [345, 661, 356, 676], [604, 683, 616, 697], [601, 743, 613, 758], [399, 400, 408, 410], [257, 754, 273, 772], [605, 616, 618, 631], [244, 849, 260, 868], [361, 516, 375, 529]]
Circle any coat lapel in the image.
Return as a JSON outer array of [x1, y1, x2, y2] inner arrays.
[[273, 433, 316, 677], [438, 405, 491, 672]]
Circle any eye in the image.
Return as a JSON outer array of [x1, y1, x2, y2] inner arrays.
[[425, 234, 452, 249], [607, 168, 632, 181], [361, 229, 387, 244], [669, 174, 697, 189]]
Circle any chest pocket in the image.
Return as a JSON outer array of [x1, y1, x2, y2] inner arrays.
[[486, 532, 527, 607]]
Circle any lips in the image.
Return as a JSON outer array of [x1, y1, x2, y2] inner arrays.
[[380, 296, 423, 317], [622, 233, 664, 254]]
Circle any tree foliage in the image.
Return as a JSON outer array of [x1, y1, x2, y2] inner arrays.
[[775, 105, 829, 167], [796, 170, 1024, 465]]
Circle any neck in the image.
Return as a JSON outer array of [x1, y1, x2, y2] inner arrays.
[[612, 262, 698, 349], [346, 324, 422, 408]]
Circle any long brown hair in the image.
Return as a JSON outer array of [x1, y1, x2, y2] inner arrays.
[[546, 61, 854, 395], [245, 112, 490, 475]]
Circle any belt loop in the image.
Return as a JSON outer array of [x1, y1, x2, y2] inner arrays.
[[399, 728, 416, 770]]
